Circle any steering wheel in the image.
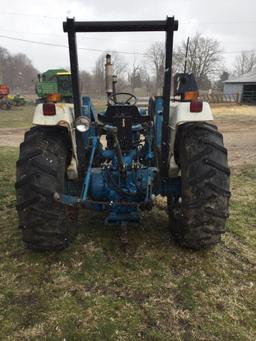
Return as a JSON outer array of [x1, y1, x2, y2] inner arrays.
[[108, 92, 137, 106]]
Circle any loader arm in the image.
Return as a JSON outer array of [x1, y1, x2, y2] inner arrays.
[[63, 17, 178, 177]]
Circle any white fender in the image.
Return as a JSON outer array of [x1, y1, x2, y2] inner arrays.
[[32, 101, 214, 179], [32, 103, 79, 179], [33, 102, 74, 127], [168, 101, 214, 176]]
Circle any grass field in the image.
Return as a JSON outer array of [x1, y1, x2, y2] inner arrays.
[[0, 105, 256, 340], [0, 103, 107, 129], [212, 105, 256, 125], [0, 105, 35, 128], [212, 104, 256, 115], [0, 103, 255, 129], [0, 148, 255, 340]]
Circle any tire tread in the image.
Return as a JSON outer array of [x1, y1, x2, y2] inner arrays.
[[168, 122, 230, 249], [16, 126, 77, 251]]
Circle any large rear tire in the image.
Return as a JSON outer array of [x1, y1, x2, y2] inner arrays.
[[168, 122, 230, 249], [16, 126, 78, 251]]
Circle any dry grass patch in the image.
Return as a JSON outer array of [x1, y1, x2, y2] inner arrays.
[[212, 104, 256, 118]]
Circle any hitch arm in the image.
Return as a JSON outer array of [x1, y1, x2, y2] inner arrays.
[[113, 134, 126, 175], [81, 136, 98, 201]]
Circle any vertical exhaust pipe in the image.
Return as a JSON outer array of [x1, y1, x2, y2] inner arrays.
[[105, 54, 113, 97]]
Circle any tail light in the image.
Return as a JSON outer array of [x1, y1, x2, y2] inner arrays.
[[190, 101, 203, 113], [43, 103, 56, 116]]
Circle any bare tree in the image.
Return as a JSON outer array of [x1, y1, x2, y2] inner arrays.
[[233, 51, 256, 76], [140, 66, 153, 96], [145, 42, 165, 93], [12, 53, 38, 92], [92, 56, 105, 95], [0, 47, 9, 83], [128, 57, 142, 92], [214, 71, 229, 91], [80, 70, 93, 95], [0, 47, 38, 92], [111, 52, 127, 77], [174, 33, 223, 89]]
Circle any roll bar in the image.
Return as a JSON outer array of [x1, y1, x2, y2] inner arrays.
[[63, 19, 178, 32]]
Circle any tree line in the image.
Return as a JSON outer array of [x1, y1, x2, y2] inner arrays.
[[0, 33, 256, 95], [0, 47, 38, 92], [81, 34, 256, 96]]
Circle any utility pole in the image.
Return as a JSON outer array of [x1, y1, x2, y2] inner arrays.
[[184, 37, 190, 74]]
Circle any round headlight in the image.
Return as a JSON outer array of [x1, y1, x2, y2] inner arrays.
[[75, 116, 91, 132]]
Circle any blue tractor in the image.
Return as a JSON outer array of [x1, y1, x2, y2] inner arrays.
[[16, 18, 230, 251]]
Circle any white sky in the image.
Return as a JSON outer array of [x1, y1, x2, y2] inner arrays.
[[0, 0, 255, 74]]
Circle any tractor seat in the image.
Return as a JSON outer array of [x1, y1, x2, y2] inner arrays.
[[98, 105, 150, 125]]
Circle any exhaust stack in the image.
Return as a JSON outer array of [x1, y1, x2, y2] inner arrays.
[[105, 54, 113, 97]]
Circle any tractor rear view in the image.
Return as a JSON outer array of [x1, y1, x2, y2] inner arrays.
[[15, 17, 230, 251]]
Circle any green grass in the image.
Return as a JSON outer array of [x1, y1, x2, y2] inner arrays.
[[1, 104, 254, 130], [0, 103, 106, 129], [0, 147, 255, 340], [0, 105, 35, 128]]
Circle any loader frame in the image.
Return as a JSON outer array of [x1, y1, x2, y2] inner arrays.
[[63, 17, 178, 177]]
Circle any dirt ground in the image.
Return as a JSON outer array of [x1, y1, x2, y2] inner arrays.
[[0, 106, 255, 167], [215, 118, 256, 167], [0, 128, 26, 148]]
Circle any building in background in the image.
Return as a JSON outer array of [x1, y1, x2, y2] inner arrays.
[[224, 71, 256, 103]]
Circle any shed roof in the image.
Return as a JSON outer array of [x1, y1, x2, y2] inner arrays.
[[224, 70, 256, 84]]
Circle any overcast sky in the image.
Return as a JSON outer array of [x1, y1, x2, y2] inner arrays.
[[0, 0, 255, 74]]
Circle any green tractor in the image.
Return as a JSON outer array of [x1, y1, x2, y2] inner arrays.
[[35, 69, 73, 103]]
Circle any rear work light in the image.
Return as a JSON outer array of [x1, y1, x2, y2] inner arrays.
[[43, 103, 56, 116], [190, 101, 203, 113]]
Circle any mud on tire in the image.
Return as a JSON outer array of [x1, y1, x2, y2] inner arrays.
[[168, 122, 230, 249], [16, 126, 78, 251]]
